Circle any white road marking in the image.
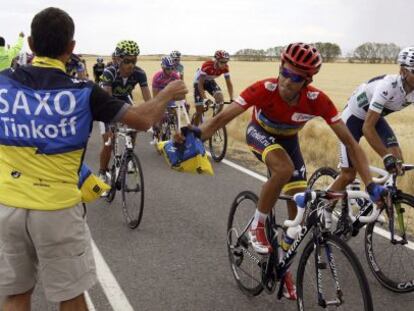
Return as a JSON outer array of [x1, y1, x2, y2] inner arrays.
[[91, 239, 134, 311], [85, 291, 96, 311]]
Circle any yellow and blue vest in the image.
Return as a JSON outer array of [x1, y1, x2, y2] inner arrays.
[[0, 57, 94, 210]]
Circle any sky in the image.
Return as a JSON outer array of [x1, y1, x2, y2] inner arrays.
[[1, 0, 412, 56]]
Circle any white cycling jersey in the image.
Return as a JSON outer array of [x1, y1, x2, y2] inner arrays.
[[345, 74, 414, 119]]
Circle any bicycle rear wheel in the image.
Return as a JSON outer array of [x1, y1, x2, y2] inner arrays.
[[364, 192, 414, 293], [308, 167, 347, 225], [227, 191, 264, 296], [308, 167, 338, 191], [121, 152, 145, 229], [297, 234, 373, 311]]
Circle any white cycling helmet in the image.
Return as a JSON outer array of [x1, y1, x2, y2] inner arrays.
[[398, 47, 414, 68]]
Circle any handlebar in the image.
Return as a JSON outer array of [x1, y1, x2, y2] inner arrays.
[[284, 190, 372, 227], [370, 166, 389, 184]]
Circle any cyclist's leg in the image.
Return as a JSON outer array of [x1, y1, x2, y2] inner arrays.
[[278, 135, 308, 220], [211, 81, 224, 113], [245, 123, 294, 254], [193, 83, 204, 126], [376, 117, 403, 173], [99, 122, 113, 177], [329, 110, 362, 192]]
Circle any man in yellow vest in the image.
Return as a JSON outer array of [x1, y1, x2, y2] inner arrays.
[[0, 32, 25, 71]]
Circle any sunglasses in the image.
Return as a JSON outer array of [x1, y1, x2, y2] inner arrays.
[[164, 67, 174, 71], [280, 67, 307, 83], [122, 58, 137, 65]]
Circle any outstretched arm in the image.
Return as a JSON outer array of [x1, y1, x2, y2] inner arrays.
[[121, 80, 187, 130], [199, 102, 244, 140], [225, 76, 234, 100]]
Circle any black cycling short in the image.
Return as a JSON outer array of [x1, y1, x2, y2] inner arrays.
[[193, 80, 222, 105], [246, 122, 307, 193], [340, 108, 399, 168]]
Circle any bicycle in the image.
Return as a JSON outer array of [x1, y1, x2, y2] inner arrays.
[[308, 164, 414, 293], [227, 189, 373, 310], [192, 100, 230, 162], [104, 124, 145, 229], [153, 101, 190, 143]]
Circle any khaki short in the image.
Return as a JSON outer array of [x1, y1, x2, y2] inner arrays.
[[0, 203, 97, 302]]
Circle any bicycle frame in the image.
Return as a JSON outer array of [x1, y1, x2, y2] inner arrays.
[[108, 124, 137, 186], [261, 190, 368, 302]]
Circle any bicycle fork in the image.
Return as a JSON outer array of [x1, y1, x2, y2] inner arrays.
[[314, 237, 343, 307]]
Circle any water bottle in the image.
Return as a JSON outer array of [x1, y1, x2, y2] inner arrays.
[[281, 225, 301, 253], [347, 178, 361, 209]]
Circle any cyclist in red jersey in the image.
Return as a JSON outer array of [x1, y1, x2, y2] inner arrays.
[[185, 43, 384, 300], [193, 50, 234, 125]]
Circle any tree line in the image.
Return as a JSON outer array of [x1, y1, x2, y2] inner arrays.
[[233, 42, 401, 63]]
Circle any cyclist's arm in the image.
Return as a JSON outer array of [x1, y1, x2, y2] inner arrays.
[[199, 102, 244, 140], [197, 75, 207, 100], [140, 86, 152, 101], [121, 80, 187, 130], [330, 120, 373, 186], [225, 75, 234, 100], [8, 35, 24, 60]]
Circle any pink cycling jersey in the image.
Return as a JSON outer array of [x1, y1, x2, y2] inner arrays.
[[152, 70, 180, 90]]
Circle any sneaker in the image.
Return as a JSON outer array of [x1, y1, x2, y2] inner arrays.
[[98, 172, 108, 183], [150, 136, 158, 145], [282, 271, 297, 300], [127, 160, 135, 173], [248, 222, 272, 254]]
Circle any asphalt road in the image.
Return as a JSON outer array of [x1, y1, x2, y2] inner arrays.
[[5, 123, 414, 310]]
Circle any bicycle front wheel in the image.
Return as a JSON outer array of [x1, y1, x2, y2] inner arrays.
[[121, 152, 145, 229], [208, 126, 227, 162], [227, 191, 264, 296], [364, 192, 414, 293], [297, 234, 373, 311], [104, 164, 117, 203]]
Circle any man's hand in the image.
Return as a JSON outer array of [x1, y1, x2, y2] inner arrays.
[[172, 126, 201, 144], [366, 182, 387, 207], [383, 154, 399, 174], [163, 80, 188, 101]]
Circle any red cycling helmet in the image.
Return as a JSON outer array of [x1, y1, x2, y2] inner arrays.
[[214, 50, 230, 61], [281, 43, 322, 76]]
